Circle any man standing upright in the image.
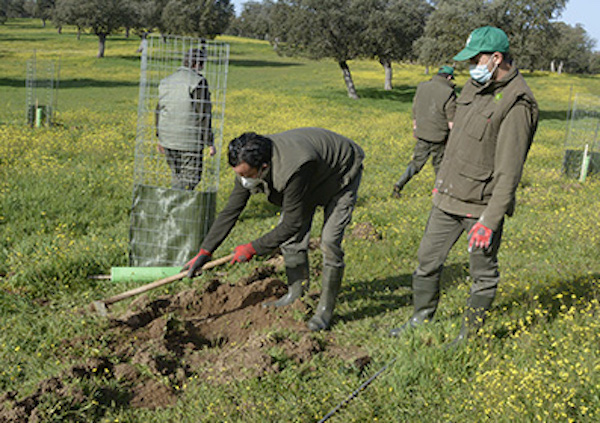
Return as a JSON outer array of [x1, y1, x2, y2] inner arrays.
[[390, 26, 538, 345], [156, 47, 216, 190], [392, 65, 456, 198]]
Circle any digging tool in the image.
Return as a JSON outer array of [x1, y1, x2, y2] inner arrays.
[[91, 254, 234, 316]]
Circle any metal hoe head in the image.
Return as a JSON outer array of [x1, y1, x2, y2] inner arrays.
[[92, 300, 108, 317]]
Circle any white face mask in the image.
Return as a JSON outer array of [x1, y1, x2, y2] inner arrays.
[[469, 56, 498, 84], [240, 176, 261, 189], [240, 165, 266, 189]]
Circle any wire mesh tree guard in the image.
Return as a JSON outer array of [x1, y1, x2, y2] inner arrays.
[[563, 92, 600, 181], [25, 50, 60, 127], [130, 35, 229, 267]]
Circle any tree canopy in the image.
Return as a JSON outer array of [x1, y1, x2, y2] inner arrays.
[[270, 0, 367, 99], [2, 0, 598, 75], [160, 0, 234, 39]]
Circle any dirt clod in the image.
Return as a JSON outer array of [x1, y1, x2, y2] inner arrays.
[[351, 222, 382, 241]]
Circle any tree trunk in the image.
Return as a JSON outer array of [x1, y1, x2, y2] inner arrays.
[[41, 19, 46, 27], [558, 61, 564, 75], [424, 65, 429, 75], [550, 60, 555, 73], [339, 60, 359, 100], [57, 26, 62, 34], [380, 58, 393, 91], [137, 32, 148, 53], [97, 33, 107, 58], [125, 27, 130, 38], [77, 27, 81, 40]]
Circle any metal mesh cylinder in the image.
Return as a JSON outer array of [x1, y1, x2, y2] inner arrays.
[[130, 35, 229, 266], [563, 93, 600, 179], [25, 50, 59, 127]]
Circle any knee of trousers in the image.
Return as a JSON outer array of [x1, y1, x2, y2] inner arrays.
[[469, 274, 500, 299], [283, 251, 309, 268], [470, 254, 500, 285], [416, 247, 445, 278], [321, 241, 344, 268]]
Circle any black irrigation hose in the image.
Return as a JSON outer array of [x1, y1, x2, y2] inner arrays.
[[317, 357, 397, 423]]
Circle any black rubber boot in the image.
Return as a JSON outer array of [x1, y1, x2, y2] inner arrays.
[[263, 254, 309, 308], [447, 295, 493, 348], [392, 164, 417, 198], [389, 276, 439, 337], [307, 266, 343, 331]]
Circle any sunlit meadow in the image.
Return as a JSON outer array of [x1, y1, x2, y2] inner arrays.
[[1, 19, 599, 422]]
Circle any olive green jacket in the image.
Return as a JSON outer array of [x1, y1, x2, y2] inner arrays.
[[432, 67, 538, 231], [156, 67, 213, 151], [200, 127, 365, 254], [412, 74, 457, 142]]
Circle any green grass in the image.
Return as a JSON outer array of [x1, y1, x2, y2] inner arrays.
[[1, 18, 600, 422]]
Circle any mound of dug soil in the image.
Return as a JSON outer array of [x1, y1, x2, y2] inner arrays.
[[0, 265, 369, 421]]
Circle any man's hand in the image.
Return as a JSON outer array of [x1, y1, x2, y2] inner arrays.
[[157, 144, 165, 154], [209, 145, 216, 156], [183, 248, 212, 278], [468, 222, 493, 252], [231, 243, 256, 264]]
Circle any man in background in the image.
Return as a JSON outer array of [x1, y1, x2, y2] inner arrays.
[[156, 47, 216, 190], [392, 65, 456, 198]]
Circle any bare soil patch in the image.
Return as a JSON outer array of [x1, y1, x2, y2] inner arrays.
[[0, 264, 369, 421]]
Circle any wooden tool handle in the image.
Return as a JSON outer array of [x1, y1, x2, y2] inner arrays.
[[103, 254, 234, 306]]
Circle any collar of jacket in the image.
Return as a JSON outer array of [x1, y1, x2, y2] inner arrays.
[[470, 66, 519, 92], [433, 73, 456, 88]]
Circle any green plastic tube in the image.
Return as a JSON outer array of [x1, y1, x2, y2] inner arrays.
[[110, 267, 182, 282], [35, 107, 43, 127]]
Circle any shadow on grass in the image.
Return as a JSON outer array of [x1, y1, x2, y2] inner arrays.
[[492, 273, 600, 340], [0, 77, 138, 88], [229, 59, 303, 68], [356, 85, 416, 103], [539, 109, 569, 121], [111, 54, 142, 62], [337, 262, 469, 323]]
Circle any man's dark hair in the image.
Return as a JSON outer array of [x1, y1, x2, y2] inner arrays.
[[183, 46, 207, 68], [228, 132, 273, 168]]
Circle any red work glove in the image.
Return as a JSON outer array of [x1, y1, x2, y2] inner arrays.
[[231, 243, 256, 264], [183, 248, 212, 278], [468, 222, 493, 252]]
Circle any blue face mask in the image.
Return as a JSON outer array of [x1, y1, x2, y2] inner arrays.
[[469, 56, 498, 84]]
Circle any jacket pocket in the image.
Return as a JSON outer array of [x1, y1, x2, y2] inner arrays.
[[445, 160, 493, 203], [465, 109, 493, 141]]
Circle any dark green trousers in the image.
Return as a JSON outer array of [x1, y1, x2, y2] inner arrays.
[[413, 205, 504, 313], [408, 138, 446, 176], [280, 170, 362, 269]]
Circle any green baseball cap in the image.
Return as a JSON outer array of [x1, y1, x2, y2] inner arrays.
[[438, 65, 454, 77], [453, 26, 509, 61]]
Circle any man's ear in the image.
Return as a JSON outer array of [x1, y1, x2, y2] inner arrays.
[[494, 52, 504, 66]]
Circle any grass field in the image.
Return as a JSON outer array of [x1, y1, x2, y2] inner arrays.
[[1, 19, 600, 422]]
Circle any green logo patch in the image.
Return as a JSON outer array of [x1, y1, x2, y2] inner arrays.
[[495, 93, 503, 102]]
